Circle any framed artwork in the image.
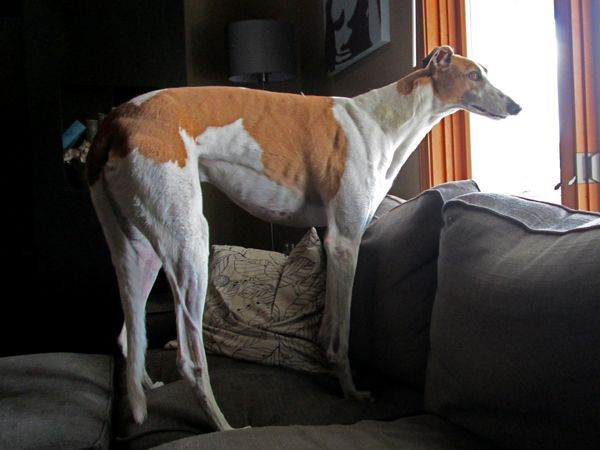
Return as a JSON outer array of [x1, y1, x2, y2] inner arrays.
[[325, 0, 391, 75]]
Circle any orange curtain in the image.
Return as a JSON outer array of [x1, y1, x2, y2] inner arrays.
[[419, 0, 471, 189], [555, 0, 600, 211]]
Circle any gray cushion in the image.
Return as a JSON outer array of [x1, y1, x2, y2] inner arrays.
[[372, 193, 406, 220], [115, 350, 424, 450], [350, 180, 480, 387], [149, 414, 497, 450], [0, 352, 114, 450], [426, 193, 600, 450]]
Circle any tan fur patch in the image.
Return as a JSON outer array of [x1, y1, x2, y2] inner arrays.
[[396, 68, 431, 95], [395, 55, 481, 103], [431, 55, 481, 104], [86, 95, 190, 185], [87, 87, 347, 201]]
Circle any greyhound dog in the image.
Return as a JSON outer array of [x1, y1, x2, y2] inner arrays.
[[86, 46, 520, 430]]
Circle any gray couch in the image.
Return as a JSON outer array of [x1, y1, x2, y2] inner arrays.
[[2, 180, 599, 450]]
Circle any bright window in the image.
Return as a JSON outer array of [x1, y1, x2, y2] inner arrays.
[[466, 0, 561, 204]]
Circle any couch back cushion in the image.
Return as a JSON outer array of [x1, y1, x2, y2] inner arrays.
[[425, 193, 600, 449], [350, 180, 480, 388]]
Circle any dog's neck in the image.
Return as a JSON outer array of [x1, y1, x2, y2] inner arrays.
[[352, 69, 458, 179]]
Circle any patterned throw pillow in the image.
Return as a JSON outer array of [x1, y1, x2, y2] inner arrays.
[[203, 228, 329, 374]]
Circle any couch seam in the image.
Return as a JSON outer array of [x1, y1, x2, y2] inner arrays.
[[90, 354, 114, 450]]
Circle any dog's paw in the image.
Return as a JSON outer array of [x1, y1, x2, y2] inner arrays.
[[142, 373, 165, 390], [164, 340, 178, 349], [132, 402, 148, 425], [346, 389, 375, 403]]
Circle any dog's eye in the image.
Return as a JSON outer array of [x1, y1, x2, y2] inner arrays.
[[468, 71, 482, 82]]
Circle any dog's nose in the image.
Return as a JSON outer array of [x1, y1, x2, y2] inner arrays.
[[507, 99, 522, 115]]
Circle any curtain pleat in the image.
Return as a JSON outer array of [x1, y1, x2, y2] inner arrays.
[[555, 0, 599, 211], [419, 0, 471, 189]]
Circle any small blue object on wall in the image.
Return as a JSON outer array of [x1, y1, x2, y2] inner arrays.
[[62, 120, 86, 150]]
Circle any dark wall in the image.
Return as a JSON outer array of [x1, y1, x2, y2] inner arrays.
[[2, 3, 35, 355], [2, 0, 189, 356]]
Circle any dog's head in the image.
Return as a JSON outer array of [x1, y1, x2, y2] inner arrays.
[[423, 46, 521, 119]]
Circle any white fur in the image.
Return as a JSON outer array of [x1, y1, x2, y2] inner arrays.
[[130, 89, 164, 106]]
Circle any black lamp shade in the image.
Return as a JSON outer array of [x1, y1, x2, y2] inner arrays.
[[228, 19, 297, 83]]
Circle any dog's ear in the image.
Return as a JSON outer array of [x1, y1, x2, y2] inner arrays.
[[423, 46, 454, 69]]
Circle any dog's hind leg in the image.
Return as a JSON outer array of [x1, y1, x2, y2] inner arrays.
[[115, 236, 163, 422], [156, 194, 232, 431], [90, 183, 163, 423], [96, 154, 230, 430]]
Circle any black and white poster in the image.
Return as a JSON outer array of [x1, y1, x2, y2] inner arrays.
[[325, 0, 390, 74]]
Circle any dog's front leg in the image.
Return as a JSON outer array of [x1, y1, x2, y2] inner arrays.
[[320, 225, 374, 402]]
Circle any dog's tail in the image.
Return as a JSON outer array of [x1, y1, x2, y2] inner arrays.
[[86, 106, 128, 187]]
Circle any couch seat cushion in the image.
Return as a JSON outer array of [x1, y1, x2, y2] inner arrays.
[[351, 180, 479, 387], [0, 352, 114, 450], [426, 193, 600, 450], [115, 350, 424, 450], [150, 414, 497, 450]]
